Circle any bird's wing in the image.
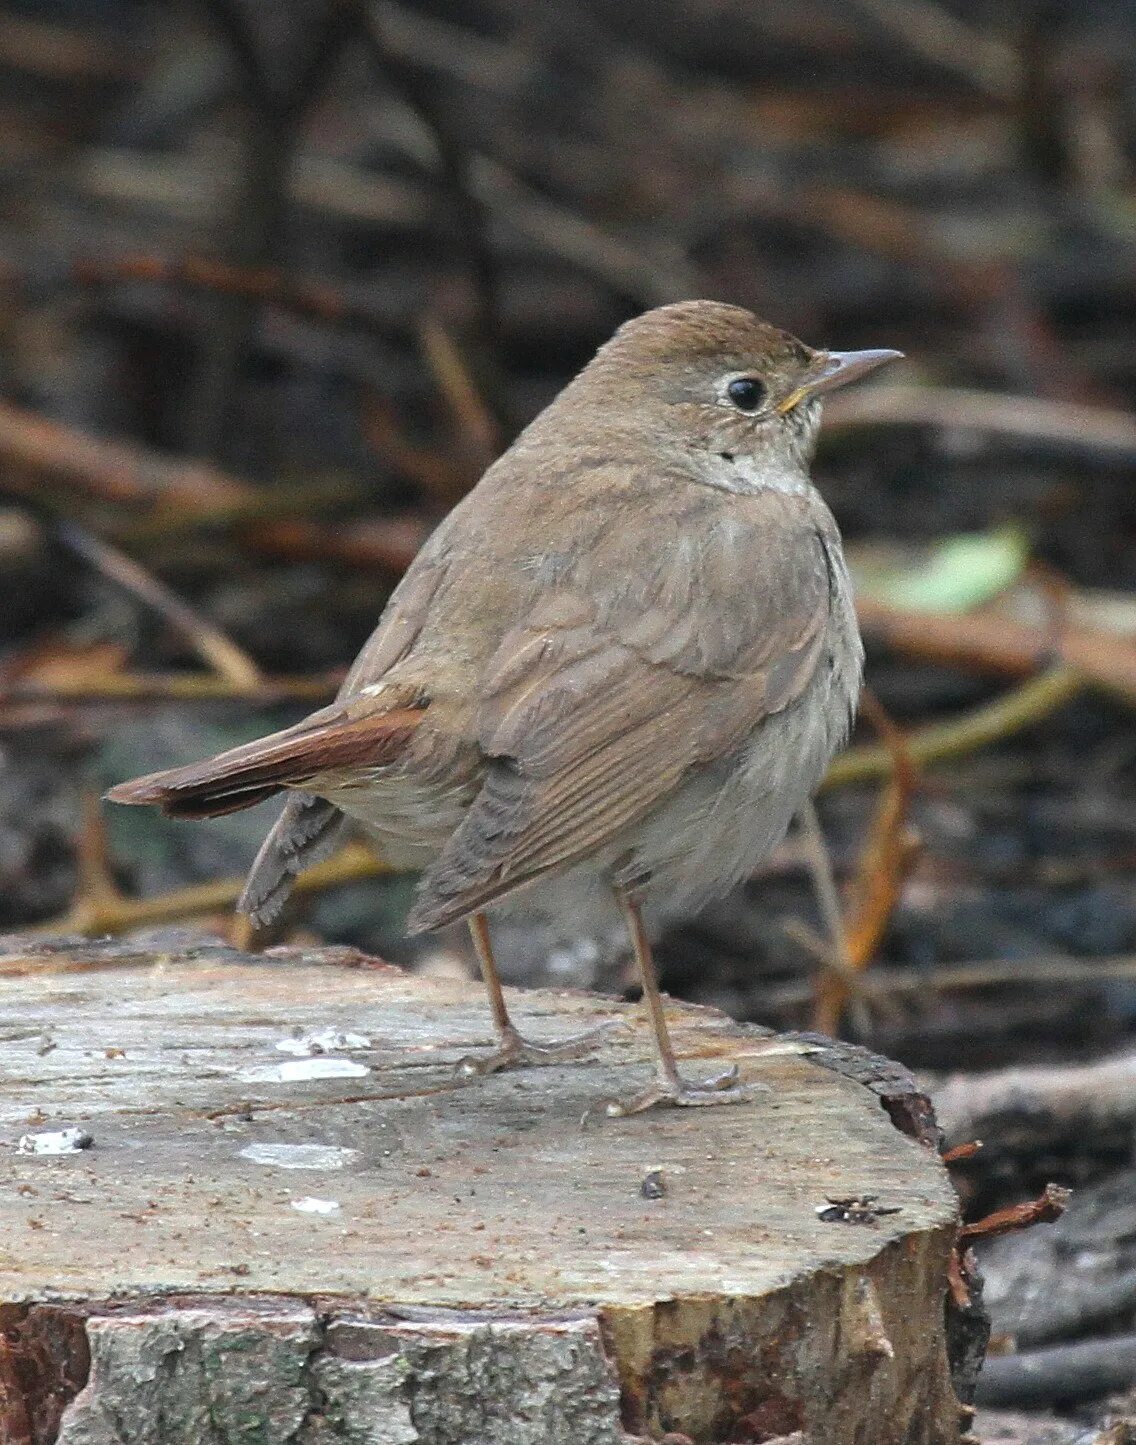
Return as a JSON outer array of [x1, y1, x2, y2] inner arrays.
[[408, 486, 839, 931]]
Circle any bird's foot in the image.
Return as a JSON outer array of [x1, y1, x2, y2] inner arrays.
[[457, 1019, 619, 1077], [585, 1063, 766, 1121]]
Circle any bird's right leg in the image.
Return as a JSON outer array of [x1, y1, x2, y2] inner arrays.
[[457, 911, 616, 1076]]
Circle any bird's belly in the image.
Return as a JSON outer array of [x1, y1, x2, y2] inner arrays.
[[324, 773, 473, 870], [614, 633, 860, 919]]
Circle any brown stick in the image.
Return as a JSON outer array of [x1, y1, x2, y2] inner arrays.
[[960, 1182, 1070, 1242], [54, 522, 263, 689], [0, 400, 252, 508], [812, 689, 920, 1035], [72, 253, 389, 334], [0, 670, 344, 707]]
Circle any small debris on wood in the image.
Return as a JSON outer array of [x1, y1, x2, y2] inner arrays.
[[816, 1195, 902, 1225], [236, 1057, 370, 1083], [640, 1167, 667, 1199]]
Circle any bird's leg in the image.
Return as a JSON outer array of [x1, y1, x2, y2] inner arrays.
[[595, 889, 760, 1117], [457, 911, 616, 1076]]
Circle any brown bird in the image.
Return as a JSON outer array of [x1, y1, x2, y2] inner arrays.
[[108, 301, 900, 1115]]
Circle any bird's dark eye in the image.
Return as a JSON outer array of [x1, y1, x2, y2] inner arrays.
[[726, 377, 766, 412]]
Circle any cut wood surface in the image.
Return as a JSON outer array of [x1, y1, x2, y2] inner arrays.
[[0, 935, 962, 1444]]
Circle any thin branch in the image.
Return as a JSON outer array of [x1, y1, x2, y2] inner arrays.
[[30, 840, 389, 938], [812, 689, 920, 1036], [1, 669, 343, 708], [795, 802, 873, 1037], [53, 520, 263, 689], [824, 385, 1136, 461], [756, 952, 1136, 1015], [72, 252, 399, 336], [848, 0, 1023, 100], [0, 399, 253, 508], [960, 1183, 1070, 1242], [855, 595, 1136, 706]]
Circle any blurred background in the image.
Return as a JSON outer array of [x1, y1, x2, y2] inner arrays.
[[1, 1, 1135, 1436]]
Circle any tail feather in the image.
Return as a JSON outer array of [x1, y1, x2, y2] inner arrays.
[[238, 793, 347, 926], [105, 699, 426, 820]]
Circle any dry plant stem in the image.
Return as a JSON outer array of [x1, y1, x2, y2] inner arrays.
[[1, 670, 343, 705], [812, 688, 919, 1035], [123, 477, 374, 547], [54, 521, 263, 689], [757, 952, 1136, 1014], [359, 389, 476, 505], [795, 801, 873, 1037], [72, 253, 393, 335], [823, 665, 1085, 789], [417, 316, 501, 472], [0, 399, 251, 508], [959, 1183, 1070, 1243], [360, 4, 503, 345], [74, 792, 124, 908], [249, 516, 430, 574], [847, 0, 1022, 98], [189, 0, 354, 457], [29, 840, 388, 937]]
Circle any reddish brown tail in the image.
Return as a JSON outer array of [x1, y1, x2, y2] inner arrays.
[[105, 700, 426, 820]]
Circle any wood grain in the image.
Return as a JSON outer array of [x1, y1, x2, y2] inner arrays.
[[0, 935, 962, 1443]]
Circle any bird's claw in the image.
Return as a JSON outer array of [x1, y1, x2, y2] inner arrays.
[[583, 1063, 766, 1123], [457, 1019, 620, 1077]]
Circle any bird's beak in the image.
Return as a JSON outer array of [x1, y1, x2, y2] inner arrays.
[[777, 348, 904, 414]]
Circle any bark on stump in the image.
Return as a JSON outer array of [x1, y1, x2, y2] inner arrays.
[[0, 935, 962, 1444]]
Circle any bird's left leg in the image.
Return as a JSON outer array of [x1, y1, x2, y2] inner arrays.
[[593, 888, 761, 1116]]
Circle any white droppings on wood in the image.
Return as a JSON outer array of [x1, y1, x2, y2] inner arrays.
[[239, 1142, 359, 1170], [17, 1126, 93, 1155], [237, 1056, 370, 1082], [290, 1196, 342, 1214], [275, 1028, 371, 1055]]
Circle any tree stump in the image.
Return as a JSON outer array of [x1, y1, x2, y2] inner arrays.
[[0, 935, 962, 1444]]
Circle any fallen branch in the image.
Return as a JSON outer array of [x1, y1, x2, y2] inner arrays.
[[53, 521, 263, 689], [934, 1049, 1136, 1152], [976, 1334, 1136, 1410]]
